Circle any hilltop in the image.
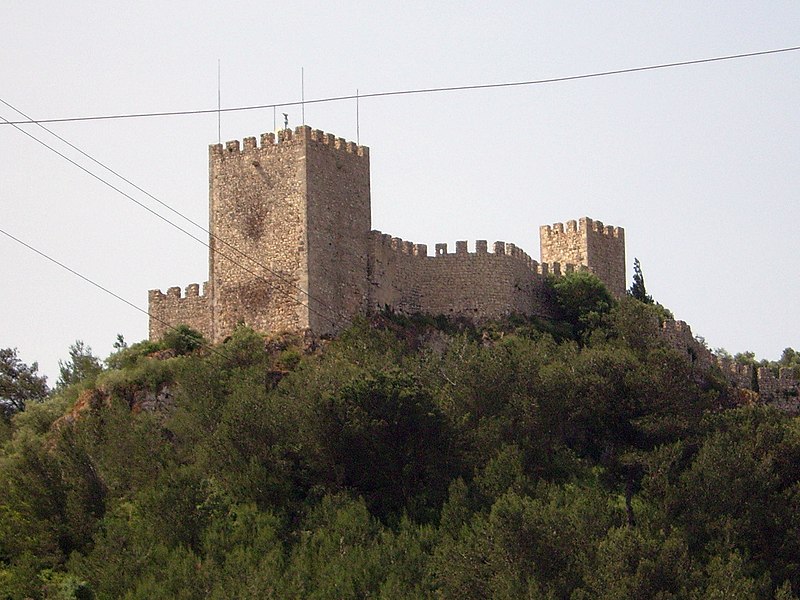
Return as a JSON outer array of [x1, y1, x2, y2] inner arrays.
[[2, 273, 800, 599]]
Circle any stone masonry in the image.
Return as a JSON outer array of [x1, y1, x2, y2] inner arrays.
[[540, 218, 626, 298], [149, 125, 625, 343]]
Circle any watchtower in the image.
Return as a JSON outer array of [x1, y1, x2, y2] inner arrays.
[[539, 217, 626, 297], [207, 126, 371, 342]]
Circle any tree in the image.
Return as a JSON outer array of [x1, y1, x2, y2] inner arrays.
[[628, 258, 653, 304], [57, 341, 102, 389], [551, 271, 615, 341], [0, 347, 48, 416], [301, 368, 453, 521], [779, 348, 800, 377], [161, 324, 205, 356]]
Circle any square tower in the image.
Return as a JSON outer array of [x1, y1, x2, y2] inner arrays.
[[539, 217, 626, 297], [207, 126, 371, 342]]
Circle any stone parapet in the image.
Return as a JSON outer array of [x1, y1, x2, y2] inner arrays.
[[148, 282, 212, 341], [209, 125, 369, 160]]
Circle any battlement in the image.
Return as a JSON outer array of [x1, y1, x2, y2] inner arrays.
[[369, 231, 428, 257], [148, 282, 211, 301], [209, 125, 369, 159], [368, 230, 583, 277], [540, 217, 624, 240], [148, 282, 213, 341]]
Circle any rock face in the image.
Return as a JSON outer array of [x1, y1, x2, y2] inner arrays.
[[149, 126, 625, 342]]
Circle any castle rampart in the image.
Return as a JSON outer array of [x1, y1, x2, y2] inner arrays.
[[716, 357, 755, 390], [758, 367, 800, 409], [148, 282, 212, 341], [655, 319, 800, 410], [659, 319, 715, 370], [367, 232, 560, 320]]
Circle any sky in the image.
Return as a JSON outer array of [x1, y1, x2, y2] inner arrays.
[[2, 1, 798, 383]]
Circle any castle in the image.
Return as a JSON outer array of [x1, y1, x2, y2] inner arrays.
[[148, 125, 626, 343], [148, 125, 800, 407]]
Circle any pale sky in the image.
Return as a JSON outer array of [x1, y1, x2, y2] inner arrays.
[[2, 1, 798, 382]]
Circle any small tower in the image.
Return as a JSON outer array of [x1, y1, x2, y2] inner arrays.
[[539, 217, 626, 297], [207, 126, 371, 342]]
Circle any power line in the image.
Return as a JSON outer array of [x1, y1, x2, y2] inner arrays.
[[1, 45, 798, 126], [0, 227, 237, 364], [0, 98, 353, 329], [0, 111, 349, 330]]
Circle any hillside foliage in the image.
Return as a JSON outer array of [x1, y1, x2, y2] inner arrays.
[[1, 274, 799, 599]]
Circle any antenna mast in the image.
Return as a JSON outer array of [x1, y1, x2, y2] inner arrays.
[[217, 59, 221, 143]]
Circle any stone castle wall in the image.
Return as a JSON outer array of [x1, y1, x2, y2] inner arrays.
[[659, 319, 715, 370], [368, 233, 572, 321], [658, 320, 800, 410], [148, 283, 212, 341], [304, 128, 371, 335], [758, 367, 800, 408], [541, 218, 625, 297]]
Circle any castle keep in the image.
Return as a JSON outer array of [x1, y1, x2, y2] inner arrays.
[[148, 126, 626, 343]]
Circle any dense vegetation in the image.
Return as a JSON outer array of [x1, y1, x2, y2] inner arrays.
[[2, 275, 800, 599]]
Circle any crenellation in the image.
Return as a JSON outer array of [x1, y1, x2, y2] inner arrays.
[[456, 241, 468, 255], [476, 240, 488, 254], [260, 132, 276, 146], [148, 281, 212, 341], [243, 137, 257, 151], [567, 219, 577, 233], [225, 140, 240, 153], [436, 243, 447, 256], [415, 243, 427, 257], [494, 241, 505, 254]]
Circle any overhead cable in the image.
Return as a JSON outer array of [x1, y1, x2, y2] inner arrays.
[[1, 45, 798, 126]]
